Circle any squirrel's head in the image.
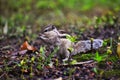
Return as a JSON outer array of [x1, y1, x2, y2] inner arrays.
[[44, 24, 56, 32], [42, 24, 59, 38], [42, 24, 68, 38]]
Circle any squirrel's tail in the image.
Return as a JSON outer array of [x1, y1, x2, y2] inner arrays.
[[72, 39, 103, 55]]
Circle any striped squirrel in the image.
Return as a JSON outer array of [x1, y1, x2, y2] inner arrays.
[[39, 25, 103, 60]]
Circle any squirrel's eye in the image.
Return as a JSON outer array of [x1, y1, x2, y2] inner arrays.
[[44, 30, 48, 32]]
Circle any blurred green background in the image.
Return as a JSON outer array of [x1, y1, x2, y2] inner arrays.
[[0, 0, 120, 38]]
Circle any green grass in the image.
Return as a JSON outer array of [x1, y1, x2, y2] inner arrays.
[[0, 0, 120, 39]]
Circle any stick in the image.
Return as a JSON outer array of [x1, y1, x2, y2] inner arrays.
[[59, 60, 96, 67]]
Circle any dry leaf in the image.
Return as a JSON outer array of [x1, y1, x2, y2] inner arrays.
[[20, 41, 36, 51]]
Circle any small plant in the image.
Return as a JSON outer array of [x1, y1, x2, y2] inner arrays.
[[93, 67, 104, 79], [37, 46, 59, 70], [66, 35, 77, 63], [93, 52, 107, 63], [18, 57, 29, 79], [68, 68, 76, 80], [107, 47, 112, 54], [29, 56, 35, 78], [36, 46, 46, 70], [103, 39, 108, 47], [20, 59, 28, 72], [66, 35, 77, 43], [39, 46, 46, 60], [44, 46, 59, 66]]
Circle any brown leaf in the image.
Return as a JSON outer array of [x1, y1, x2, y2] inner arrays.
[[20, 41, 36, 51]]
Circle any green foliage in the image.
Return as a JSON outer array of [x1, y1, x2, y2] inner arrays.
[[7, 0, 32, 11], [0, 0, 119, 37], [66, 35, 77, 42], [73, 52, 109, 62], [1, 0, 120, 14], [94, 52, 103, 63], [68, 47, 74, 53], [37, 46, 59, 70], [20, 59, 26, 66], [70, 60, 77, 64], [39, 46, 46, 59], [93, 67, 104, 79], [66, 35, 77, 62], [73, 54, 94, 61], [93, 67, 98, 74], [93, 52, 107, 63], [103, 39, 108, 47], [44, 46, 59, 66], [68, 68, 76, 79], [107, 55, 119, 64]]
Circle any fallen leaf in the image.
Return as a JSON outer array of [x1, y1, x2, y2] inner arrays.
[[20, 41, 36, 51]]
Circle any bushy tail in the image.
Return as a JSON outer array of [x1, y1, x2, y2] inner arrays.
[[73, 39, 103, 55]]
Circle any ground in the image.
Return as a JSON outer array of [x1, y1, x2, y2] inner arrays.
[[0, 0, 120, 80]]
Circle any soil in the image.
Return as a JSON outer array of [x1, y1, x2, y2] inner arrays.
[[0, 16, 120, 80]]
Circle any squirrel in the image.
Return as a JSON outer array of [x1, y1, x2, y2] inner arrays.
[[39, 24, 103, 60]]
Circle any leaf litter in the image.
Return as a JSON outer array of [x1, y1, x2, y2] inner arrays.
[[0, 16, 120, 80]]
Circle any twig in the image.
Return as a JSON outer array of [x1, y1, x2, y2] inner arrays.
[[59, 60, 97, 67]]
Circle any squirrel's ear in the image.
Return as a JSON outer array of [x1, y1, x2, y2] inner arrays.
[[52, 25, 56, 29]]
